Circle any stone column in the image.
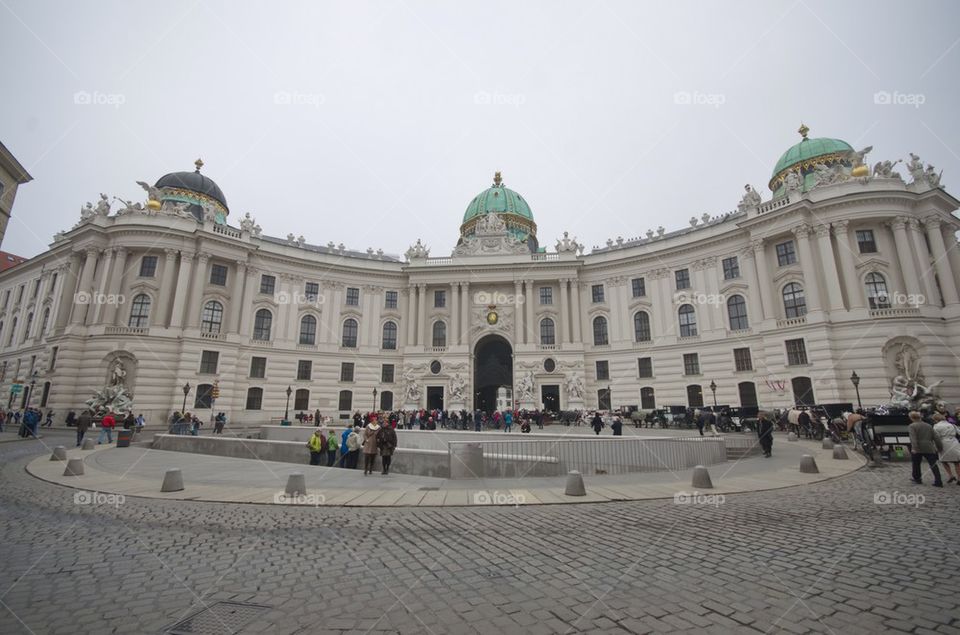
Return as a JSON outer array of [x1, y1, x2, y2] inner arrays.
[[924, 216, 960, 305], [571, 281, 583, 343], [751, 239, 775, 320], [942, 225, 960, 297], [405, 285, 417, 346], [91, 248, 115, 324], [329, 283, 343, 344], [184, 253, 209, 328], [237, 266, 258, 337], [558, 278, 570, 344], [908, 218, 938, 305], [460, 282, 470, 345], [792, 224, 823, 312], [416, 284, 426, 347], [524, 279, 534, 344], [890, 217, 922, 301], [450, 282, 459, 346], [70, 248, 100, 325], [513, 281, 523, 344], [228, 260, 247, 332], [106, 248, 128, 325], [285, 276, 303, 341], [703, 257, 721, 330], [691, 262, 712, 332], [651, 269, 673, 337], [168, 252, 195, 329], [53, 257, 80, 331], [153, 249, 178, 327], [607, 278, 623, 341], [831, 221, 865, 310], [739, 248, 764, 326], [813, 223, 845, 312]]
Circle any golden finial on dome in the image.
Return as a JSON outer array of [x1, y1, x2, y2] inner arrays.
[[493, 171, 502, 187], [798, 123, 809, 140], [194, 158, 204, 173]]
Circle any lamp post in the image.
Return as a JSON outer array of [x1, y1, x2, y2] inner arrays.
[[283, 385, 293, 422], [850, 371, 862, 411], [25, 371, 38, 410], [373, 387, 378, 412], [181, 382, 191, 414], [709, 380, 717, 408]]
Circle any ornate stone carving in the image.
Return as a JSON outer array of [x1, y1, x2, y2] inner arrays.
[[449, 373, 467, 401], [405, 239, 430, 260], [750, 238, 765, 252], [402, 366, 422, 403], [872, 159, 903, 180], [453, 214, 529, 257], [515, 370, 535, 402], [737, 184, 762, 212], [555, 231, 583, 254], [906, 153, 942, 189], [791, 224, 810, 240], [922, 215, 942, 230], [783, 170, 802, 195], [565, 373, 585, 400], [831, 220, 849, 236], [813, 224, 831, 238]]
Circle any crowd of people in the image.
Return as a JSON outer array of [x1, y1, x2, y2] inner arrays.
[[306, 414, 398, 475]]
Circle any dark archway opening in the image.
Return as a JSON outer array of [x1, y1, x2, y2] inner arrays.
[[473, 334, 512, 413]]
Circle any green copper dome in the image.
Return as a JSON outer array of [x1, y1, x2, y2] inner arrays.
[[769, 125, 853, 191], [462, 172, 533, 222]]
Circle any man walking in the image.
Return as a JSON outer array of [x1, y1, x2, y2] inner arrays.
[[757, 411, 774, 458], [908, 410, 944, 487], [308, 429, 325, 466], [76, 410, 92, 447], [97, 411, 116, 445]]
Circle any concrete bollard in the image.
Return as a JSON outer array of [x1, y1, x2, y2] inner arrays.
[[799, 454, 819, 474], [564, 470, 586, 497], [691, 465, 713, 489], [822, 438, 834, 450], [285, 472, 306, 496], [161, 468, 184, 492], [832, 445, 848, 460], [63, 458, 84, 476], [787, 432, 798, 442], [50, 446, 67, 461], [81, 438, 95, 450], [449, 443, 484, 479]]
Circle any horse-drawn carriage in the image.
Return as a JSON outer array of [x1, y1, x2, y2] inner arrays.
[[780, 403, 854, 441]]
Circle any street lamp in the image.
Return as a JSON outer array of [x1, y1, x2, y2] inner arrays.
[[373, 387, 378, 412], [25, 371, 38, 410], [850, 371, 862, 411], [709, 380, 717, 408], [181, 382, 191, 414], [284, 385, 293, 422]]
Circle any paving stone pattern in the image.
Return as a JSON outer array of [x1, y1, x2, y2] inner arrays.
[[0, 431, 957, 634]]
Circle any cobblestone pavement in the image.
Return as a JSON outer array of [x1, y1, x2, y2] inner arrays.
[[1, 431, 957, 634]]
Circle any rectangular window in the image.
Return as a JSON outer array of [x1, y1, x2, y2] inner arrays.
[[683, 353, 700, 376], [139, 256, 158, 278], [16, 285, 24, 304], [596, 360, 609, 381], [245, 388, 263, 410], [199, 350, 219, 374], [382, 364, 395, 383], [209, 263, 228, 286], [592, 284, 605, 303], [340, 362, 355, 382], [297, 360, 312, 381], [259, 274, 276, 295], [304, 282, 319, 301], [32, 279, 40, 298], [434, 289, 446, 308], [733, 347, 753, 372], [539, 287, 553, 305], [786, 339, 808, 366], [249, 356, 267, 379], [675, 269, 691, 290], [385, 290, 398, 309], [2, 289, 9, 308], [631, 277, 646, 298], [856, 229, 877, 254], [776, 241, 797, 266], [49, 346, 58, 371], [722, 257, 740, 280], [346, 287, 360, 306], [638, 357, 653, 378]]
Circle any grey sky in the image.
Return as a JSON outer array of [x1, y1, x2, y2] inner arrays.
[[2, 0, 958, 259]]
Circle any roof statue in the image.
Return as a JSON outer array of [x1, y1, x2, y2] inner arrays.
[[556, 231, 582, 254], [405, 239, 430, 261], [906, 153, 943, 189], [872, 159, 902, 181], [737, 184, 762, 212]]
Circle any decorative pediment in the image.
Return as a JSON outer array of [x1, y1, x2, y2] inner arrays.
[[854, 256, 891, 271], [772, 264, 802, 285], [719, 280, 750, 295]]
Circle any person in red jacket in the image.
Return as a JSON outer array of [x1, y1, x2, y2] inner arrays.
[[97, 411, 116, 445]]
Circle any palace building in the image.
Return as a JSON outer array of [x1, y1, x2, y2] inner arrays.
[[1, 127, 958, 422]]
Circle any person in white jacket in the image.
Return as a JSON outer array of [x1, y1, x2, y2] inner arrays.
[[932, 413, 960, 485]]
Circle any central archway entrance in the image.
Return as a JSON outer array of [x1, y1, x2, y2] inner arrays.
[[474, 334, 512, 413]]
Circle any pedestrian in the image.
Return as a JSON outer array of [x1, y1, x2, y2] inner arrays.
[[24, 408, 40, 438], [326, 430, 338, 466], [338, 425, 352, 467], [757, 411, 774, 457], [43, 409, 54, 427], [611, 415, 623, 436], [504, 410, 513, 433], [932, 413, 960, 485], [307, 429, 325, 466], [123, 411, 136, 430], [908, 410, 944, 487], [362, 417, 382, 475], [136, 412, 146, 432], [346, 425, 362, 469], [377, 419, 398, 474], [97, 411, 116, 444], [76, 410, 92, 447], [591, 412, 604, 435]]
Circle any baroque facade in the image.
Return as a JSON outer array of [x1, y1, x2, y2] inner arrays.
[[1, 128, 959, 423]]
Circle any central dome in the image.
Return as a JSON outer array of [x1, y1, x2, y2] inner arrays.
[[769, 124, 853, 192], [155, 159, 228, 213], [462, 172, 533, 222]]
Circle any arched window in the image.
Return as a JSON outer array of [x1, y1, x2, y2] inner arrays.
[[678, 304, 697, 337], [245, 387, 263, 410], [380, 390, 394, 411], [640, 387, 656, 409], [432, 321, 446, 347], [194, 383, 213, 409], [782, 283, 806, 318], [338, 389, 353, 411], [341, 318, 358, 348], [737, 381, 758, 408], [792, 376, 815, 406], [865, 272, 890, 309], [201, 300, 223, 334], [540, 318, 556, 346], [128, 295, 151, 328], [253, 309, 272, 340], [593, 316, 609, 345], [299, 315, 317, 345], [382, 321, 397, 350], [727, 295, 749, 331], [633, 311, 651, 342], [686, 384, 704, 407], [22, 312, 33, 342], [294, 388, 310, 410], [39, 308, 50, 336]]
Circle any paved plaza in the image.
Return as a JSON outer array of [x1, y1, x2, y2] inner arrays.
[[1, 429, 958, 634]]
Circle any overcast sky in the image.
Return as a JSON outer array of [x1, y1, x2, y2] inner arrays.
[[2, 0, 958, 259]]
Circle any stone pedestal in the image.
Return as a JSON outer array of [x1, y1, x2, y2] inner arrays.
[[285, 473, 306, 496], [565, 470, 586, 496], [691, 465, 713, 489], [161, 468, 184, 492], [63, 458, 84, 476], [799, 455, 819, 473], [50, 446, 67, 461], [81, 438, 95, 450], [832, 445, 849, 460]]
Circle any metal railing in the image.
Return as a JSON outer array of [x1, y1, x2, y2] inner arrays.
[[447, 436, 727, 479]]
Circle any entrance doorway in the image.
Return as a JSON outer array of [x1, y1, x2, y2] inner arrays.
[[427, 386, 444, 410], [474, 334, 512, 413], [541, 385, 559, 412], [737, 381, 758, 408]]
